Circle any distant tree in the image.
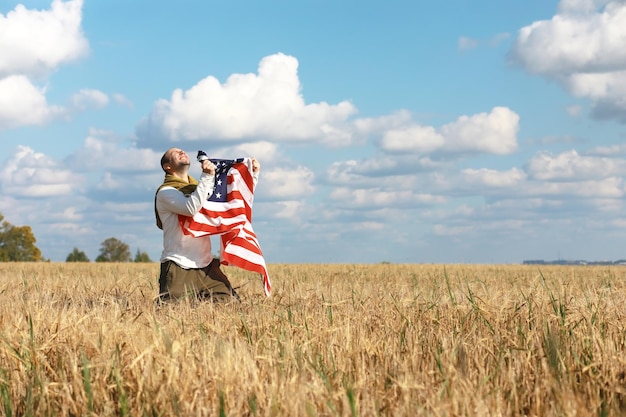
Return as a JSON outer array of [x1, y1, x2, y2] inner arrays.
[[66, 247, 90, 262], [95, 237, 131, 262], [134, 249, 152, 263], [0, 212, 43, 262]]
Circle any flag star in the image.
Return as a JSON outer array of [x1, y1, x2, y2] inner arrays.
[[215, 193, 221, 199], [217, 179, 222, 186]]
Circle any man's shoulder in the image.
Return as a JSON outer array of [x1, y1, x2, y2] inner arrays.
[[157, 185, 177, 192], [156, 186, 180, 200]]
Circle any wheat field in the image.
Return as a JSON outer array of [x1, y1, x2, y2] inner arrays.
[[0, 262, 625, 416]]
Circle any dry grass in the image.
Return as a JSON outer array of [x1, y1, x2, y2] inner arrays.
[[0, 262, 625, 416]]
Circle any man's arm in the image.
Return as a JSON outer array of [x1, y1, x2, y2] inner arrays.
[[157, 173, 215, 216]]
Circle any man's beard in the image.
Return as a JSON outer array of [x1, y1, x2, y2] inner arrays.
[[173, 160, 190, 170]]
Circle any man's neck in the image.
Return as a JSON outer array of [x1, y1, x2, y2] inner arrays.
[[169, 168, 190, 182]]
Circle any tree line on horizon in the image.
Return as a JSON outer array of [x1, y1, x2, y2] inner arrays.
[[0, 212, 152, 263]]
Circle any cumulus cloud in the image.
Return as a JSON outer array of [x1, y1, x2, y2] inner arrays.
[[381, 125, 444, 153], [510, 0, 626, 121], [0, 145, 84, 197], [558, 0, 614, 18], [260, 166, 315, 199], [529, 177, 625, 198], [0, 0, 95, 131], [511, 1, 626, 75], [441, 107, 520, 154], [380, 107, 519, 155], [353, 110, 413, 137], [587, 143, 626, 155], [0, 0, 88, 78], [0, 75, 66, 130], [330, 187, 445, 209], [68, 132, 161, 172], [324, 141, 626, 232], [209, 141, 280, 164], [527, 149, 626, 180], [270, 201, 306, 220], [326, 156, 443, 189], [461, 167, 527, 187], [566, 71, 626, 120], [136, 53, 358, 146]]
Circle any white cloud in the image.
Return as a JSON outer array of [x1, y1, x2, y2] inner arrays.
[[137, 53, 357, 145], [461, 167, 527, 187], [71, 89, 109, 110], [69, 134, 161, 172], [330, 187, 445, 209], [379, 107, 519, 155], [327, 160, 368, 185], [326, 156, 442, 190], [58, 206, 83, 221], [0, 145, 84, 197], [511, 1, 626, 75], [0, 1, 97, 131], [558, 0, 613, 16], [565, 71, 626, 119], [587, 143, 626, 155], [0, 75, 65, 130], [96, 171, 119, 191], [260, 166, 315, 199], [212, 141, 280, 164], [528, 177, 624, 198], [112, 93, 134, 109], [510, 1, 626, 121], [271, 201, 306, 220], [527, 149, 626, 180], [0, 0, 88, 78], [353, 110, 412, 136], [49, 221, 91, 232], [440, 106, 519, 154], [380, 125, 444, 153]]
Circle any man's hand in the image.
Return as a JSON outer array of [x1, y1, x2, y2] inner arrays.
[[251, 157, 261, 174], [201, 159, 216, 175]]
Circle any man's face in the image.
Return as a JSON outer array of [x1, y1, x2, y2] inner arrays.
[[164, 148, 190, 171]]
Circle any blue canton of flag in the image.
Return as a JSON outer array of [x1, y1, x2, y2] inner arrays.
[[207, 159, 244, 202]]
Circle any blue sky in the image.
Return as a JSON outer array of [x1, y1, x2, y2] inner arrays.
[[2, 0, 626, 264]]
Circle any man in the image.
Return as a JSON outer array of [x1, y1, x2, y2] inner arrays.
[[155, 147, 260, 302]]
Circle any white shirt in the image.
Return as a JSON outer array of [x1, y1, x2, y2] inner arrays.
[[156, 172, 215, 268]]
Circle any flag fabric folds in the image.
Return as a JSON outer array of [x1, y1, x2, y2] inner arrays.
[[178, 158, 271, 296]]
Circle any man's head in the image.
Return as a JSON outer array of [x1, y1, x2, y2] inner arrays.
[[161, 148, 191, 174]]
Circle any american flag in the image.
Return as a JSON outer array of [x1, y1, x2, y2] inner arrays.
[[178, 158, 271, 296]]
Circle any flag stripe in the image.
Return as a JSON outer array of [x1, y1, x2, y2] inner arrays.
[[224, 244, 265, 265], [225, 232, 261, 253]]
